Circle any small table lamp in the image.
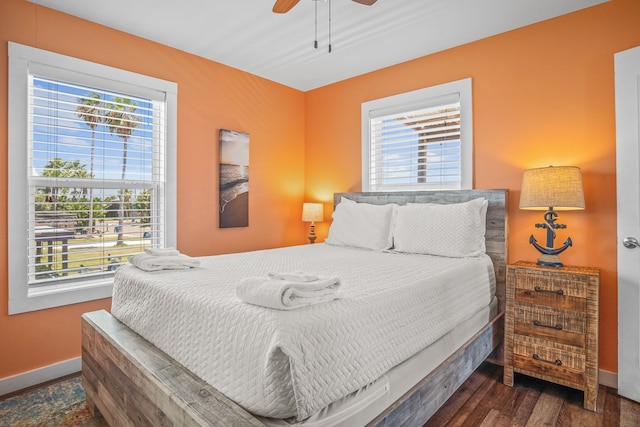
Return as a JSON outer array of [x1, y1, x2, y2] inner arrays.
[[520, 165, 585, 267], [302, 202, 323, 243]]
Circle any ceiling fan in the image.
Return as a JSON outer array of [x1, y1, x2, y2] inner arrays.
[[273, 0, 377, 14]]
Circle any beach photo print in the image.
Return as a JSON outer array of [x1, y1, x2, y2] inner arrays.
[[219, 129, 249, 228]]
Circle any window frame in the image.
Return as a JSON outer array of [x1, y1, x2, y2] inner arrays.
[[8, 42, 177, 314], [361, 78, 473, 192]]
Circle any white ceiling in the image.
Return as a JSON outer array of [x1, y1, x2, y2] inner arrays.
[[29, 0, 607, 91]]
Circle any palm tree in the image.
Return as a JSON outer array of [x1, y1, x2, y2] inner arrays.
[[75, 92, 102, 236], [104, 97, 141, 245], [41, 158, 91, 208]]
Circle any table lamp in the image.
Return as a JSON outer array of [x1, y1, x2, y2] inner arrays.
[[302, 202, 323, 244], [519, 165, 585, 267]]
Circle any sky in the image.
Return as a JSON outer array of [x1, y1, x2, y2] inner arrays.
[[219, 129, 250, 166]]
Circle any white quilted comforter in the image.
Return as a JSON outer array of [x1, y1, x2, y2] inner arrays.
[[111, 244, 496, 420]]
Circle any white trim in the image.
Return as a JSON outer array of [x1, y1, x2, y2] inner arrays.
[[362, 78, 473, 192], [0, 357, 81, 397], [615, 44, 640, 404], [599, 368, 617, 389]]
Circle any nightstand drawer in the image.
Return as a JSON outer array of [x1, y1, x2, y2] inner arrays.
[[514, 304, 586, 347], [511, 268, 588, 298], [513, 335, 585, 384], [513, 353, 585, 386], [514, 288, 586, 312]]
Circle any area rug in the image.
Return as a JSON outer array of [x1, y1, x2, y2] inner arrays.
[[0, 376, 107, 427]]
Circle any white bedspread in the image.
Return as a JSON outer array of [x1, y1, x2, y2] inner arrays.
[[111, 244, 496, 420]]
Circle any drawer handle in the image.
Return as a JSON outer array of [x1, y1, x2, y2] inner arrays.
[[533, 319, 563, 330], [532, 353, 562, 366], [534, 286, 564, 296]]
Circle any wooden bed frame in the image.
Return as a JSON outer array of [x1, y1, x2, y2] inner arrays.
[[81, 189, 508, 426]]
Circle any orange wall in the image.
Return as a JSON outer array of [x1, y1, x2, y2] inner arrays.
[[305, 0, 640, 373], [0, 0, 306, 379]]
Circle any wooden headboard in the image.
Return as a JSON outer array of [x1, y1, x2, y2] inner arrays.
[[333, 189, 509, 313]]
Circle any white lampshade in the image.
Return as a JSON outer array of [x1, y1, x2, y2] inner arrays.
[[520, 166, 585, 210], [302, 203, 323, 222]]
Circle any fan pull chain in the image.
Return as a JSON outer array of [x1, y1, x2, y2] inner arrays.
[[311, 0, 332, 53], [328, 0, 332, 52], [314, 0, 318, 49]]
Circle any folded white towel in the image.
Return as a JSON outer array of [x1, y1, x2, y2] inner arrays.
[[237, 276, 340, 310], [145, 247, 181, 256], [128, 253, 201, 272], [267, 271, 320, 282]]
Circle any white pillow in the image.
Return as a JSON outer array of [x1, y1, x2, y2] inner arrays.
[[394, 198, 488, 257], [325, 197, 397, 251], [407, 198, 489, 242]]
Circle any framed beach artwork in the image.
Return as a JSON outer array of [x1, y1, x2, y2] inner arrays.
[[219, 129, 249, 228]]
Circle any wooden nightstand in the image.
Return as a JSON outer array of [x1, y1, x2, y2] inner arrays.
[[503, 261, 599, 411]]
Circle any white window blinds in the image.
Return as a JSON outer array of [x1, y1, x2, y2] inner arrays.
[[9, 42, 177, 314], [368, 98, 461, 191], [27, 76, 166, 287], [362, 78, 472, 192]]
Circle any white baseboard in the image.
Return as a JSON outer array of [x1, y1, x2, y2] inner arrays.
[[0, 357, 81, 397], [599, 369, 617, 389]]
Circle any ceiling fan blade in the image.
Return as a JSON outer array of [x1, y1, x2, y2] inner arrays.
[[273, 0, 301, 13], [352, 0, 377, 5]]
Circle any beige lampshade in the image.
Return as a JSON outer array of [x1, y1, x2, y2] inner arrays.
[[302, 202, 323, 222], [520, 166, 585, 210]]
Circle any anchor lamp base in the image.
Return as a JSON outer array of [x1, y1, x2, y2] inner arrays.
[[528, 231, 572, 269], [527, 209, 574, 269]]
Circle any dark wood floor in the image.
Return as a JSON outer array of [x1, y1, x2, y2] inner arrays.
[[426, 362, 640, 426]]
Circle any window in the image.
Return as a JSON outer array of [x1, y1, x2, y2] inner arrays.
[[8, 42, 177, 314], [362, 78, 472, 192]]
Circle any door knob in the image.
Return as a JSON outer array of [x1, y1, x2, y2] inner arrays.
[[623, 237, 640, 249]]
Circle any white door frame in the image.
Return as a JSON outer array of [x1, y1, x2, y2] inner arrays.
[[615, 45, 640, 403]]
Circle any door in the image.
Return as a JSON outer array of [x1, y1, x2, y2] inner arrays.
[[616, 45, 640, 403]]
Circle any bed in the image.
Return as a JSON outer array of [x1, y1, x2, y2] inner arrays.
[[81, 189, 508, 426]]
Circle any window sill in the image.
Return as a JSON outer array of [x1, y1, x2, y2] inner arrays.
[[9, 279, 113, 315]]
